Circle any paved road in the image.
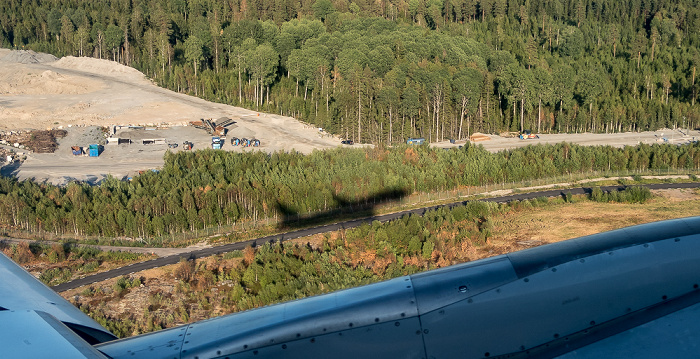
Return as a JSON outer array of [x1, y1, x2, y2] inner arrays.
[[51, 182, 700, 292]]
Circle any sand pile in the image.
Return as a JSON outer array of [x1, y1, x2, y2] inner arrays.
[[0, 49, 340, 154], [0, 68, 101, 95], [0, 49, 57, 64], [53, 56, 147, 81], [470, 132, 491, 142]]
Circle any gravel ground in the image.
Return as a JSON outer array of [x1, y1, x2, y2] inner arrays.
[[2, 49, 700, 185], [431, 128, 700, 153]]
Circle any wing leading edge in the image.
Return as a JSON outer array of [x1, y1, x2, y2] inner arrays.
[[0, 252, 116, 345]]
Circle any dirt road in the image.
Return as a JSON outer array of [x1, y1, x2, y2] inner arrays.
[[432, 130, 700, 152]]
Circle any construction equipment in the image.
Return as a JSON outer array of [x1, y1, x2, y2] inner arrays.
[[406, 137, 425, 145], [190, 118, 235, 136], [214, 126, 227, 137], [216, 117, 235, 128], [211, 137, 223, 149], [519, 130, 539, 140]]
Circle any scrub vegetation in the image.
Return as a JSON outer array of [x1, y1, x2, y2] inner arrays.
[[63, 187, 700, 338], [0, 241, 148, 286]]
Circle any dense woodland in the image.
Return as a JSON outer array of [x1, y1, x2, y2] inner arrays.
[[49, 189, 647, 337], [78, 200, 525, 336], [0, 143, 696, 239], [2, 0, 700, 143]]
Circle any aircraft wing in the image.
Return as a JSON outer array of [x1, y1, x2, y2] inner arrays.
[[3, 217, 700, 358], [0, 310, 109, 359], [0, 251, 116, 358]]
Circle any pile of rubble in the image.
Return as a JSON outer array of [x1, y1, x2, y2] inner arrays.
[[0, 129, 67, 153], [0, 147, 18, 164]]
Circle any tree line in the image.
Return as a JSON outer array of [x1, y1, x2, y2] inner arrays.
[[73, 187, 652, 338], [0, 142, 697, 239], [75, 199, 521, 337], [1, 0, 700, 143]]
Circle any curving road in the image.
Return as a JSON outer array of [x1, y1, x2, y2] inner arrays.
[[51, 182, 700, 292]]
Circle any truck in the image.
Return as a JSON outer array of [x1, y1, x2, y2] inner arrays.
[[406, 137, 425, 145], [211, 137, 222, 149]]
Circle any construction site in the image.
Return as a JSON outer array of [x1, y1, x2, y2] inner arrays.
[[0, 49, 344, 185], [1, 120, 274, 185], [2, 49, 700, 186]]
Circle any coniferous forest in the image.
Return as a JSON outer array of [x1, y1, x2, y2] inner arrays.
[[2, 0, 700, 144], [0, 143, 697, 239]]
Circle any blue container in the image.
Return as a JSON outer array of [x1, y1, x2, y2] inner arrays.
[[88, 144, 101, 157]]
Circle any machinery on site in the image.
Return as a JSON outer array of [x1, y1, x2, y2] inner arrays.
[[211, 136, 223, 149], [520, 130, 540, 140], [406, 137, 425, 145]]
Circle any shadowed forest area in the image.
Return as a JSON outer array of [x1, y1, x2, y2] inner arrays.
[[0, 142, 697, 240], [2, 0, 700, 143], [53, 186, 665, 338]]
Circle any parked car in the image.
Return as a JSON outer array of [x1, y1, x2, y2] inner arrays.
[[341, 139, 354, 145]]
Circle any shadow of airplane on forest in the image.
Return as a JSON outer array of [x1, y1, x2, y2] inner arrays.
[[274, 188, 409, 231]]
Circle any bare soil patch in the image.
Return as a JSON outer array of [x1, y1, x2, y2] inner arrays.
[[487, 192, 700, 253], [433, 129, 700, 152], [652, 188, 700, 201], [0, 49, 341, 157], [0, 49, 342, 184]]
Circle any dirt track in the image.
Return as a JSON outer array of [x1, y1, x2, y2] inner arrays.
[[432, 129, 700, 152]]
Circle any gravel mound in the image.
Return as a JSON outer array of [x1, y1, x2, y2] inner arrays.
[[59, 126, 106, 147], [53, 56, 145, 80], [0, 50, 57, 64]]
